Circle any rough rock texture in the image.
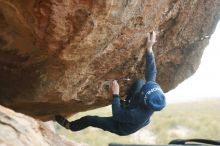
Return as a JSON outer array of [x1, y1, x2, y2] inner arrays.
[[0, 105, 86, 146], [0, 0, 219, 120]]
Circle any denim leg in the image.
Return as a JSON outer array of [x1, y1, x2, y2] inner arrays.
[[69, 116, 120, 134], [125, 79, 145, 105]]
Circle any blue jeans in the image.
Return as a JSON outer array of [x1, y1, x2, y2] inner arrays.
[[70, 116, 121, 134], [69, 80, 145, 135]]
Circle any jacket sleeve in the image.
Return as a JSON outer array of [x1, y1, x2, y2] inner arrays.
[[145, 52, 157, 82], [112, 95, 132, 123]]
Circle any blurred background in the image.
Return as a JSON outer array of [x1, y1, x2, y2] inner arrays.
[[54, 22, 220, 146]]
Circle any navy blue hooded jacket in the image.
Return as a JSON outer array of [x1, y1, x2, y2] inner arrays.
[[111, 52, 166, 135]]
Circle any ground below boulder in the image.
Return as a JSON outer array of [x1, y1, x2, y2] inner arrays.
[[0, 0, 219, 120], [0, 105, 88, 146]]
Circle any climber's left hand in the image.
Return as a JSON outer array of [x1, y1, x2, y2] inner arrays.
[[111, 80, 119, 95]]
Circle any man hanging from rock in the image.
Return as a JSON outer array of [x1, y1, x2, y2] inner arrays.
[[55, 31, 166, 136]]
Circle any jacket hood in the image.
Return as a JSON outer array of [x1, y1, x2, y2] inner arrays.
[[141, 81, 166, 111]]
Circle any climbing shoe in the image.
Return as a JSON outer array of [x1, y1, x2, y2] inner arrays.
[[55, 115, 70, 129]]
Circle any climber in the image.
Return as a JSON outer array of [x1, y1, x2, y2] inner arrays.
[[55, 31, 166, 136]]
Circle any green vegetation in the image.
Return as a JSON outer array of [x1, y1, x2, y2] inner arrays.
[[54, 98, 220, 146]]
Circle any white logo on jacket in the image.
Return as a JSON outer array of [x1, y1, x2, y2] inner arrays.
[[144, 87, 160, 99]]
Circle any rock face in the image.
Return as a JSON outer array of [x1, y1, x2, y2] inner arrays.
[[0, 105, 83, 146], [0, 0, 219, 120]]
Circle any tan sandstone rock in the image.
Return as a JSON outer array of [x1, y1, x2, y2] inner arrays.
[[0, 105, 85, 146], [0, 0, 219, 120]]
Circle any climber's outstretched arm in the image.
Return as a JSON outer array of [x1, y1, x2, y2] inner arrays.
[[145, 32, 157, 82]]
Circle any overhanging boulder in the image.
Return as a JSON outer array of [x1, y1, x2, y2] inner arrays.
[[0, 0, 219, 120]]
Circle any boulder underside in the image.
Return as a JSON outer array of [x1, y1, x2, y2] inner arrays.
[[0, 0, 219, 120]]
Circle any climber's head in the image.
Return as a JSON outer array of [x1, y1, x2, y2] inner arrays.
[[141, 82, 166, 111]]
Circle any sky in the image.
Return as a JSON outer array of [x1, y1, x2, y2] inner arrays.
[[166, 21, 220, 103]]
